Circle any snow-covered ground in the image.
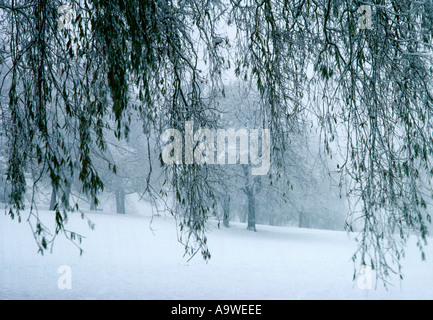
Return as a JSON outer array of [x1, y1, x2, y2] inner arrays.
[[1, 209, 433, 300]]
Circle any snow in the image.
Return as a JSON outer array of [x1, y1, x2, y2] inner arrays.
[[1, 209, 433, 300]]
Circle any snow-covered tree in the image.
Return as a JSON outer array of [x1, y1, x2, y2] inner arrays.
[[1, 0, 433, 282]]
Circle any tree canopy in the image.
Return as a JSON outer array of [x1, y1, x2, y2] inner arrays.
[[1, 0, 433, 282]]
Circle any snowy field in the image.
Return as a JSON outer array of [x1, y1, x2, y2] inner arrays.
[[1, 209, 433, 300]]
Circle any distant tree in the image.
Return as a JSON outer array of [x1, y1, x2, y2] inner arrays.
[[222, 194, 230, 228], [95, 118, 160, 215]]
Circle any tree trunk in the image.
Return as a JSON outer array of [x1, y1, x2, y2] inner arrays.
[[90, 197, 97, 211], [247, 191, 256, 231], [64, 183, 71, 209], [242, 165, 257, 231], [49, 184, 57, 210], [298, 210, 309, 228], [116, 189, 125, 214], [120, 190, 125, 214], [223, 195, 230, 228]]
